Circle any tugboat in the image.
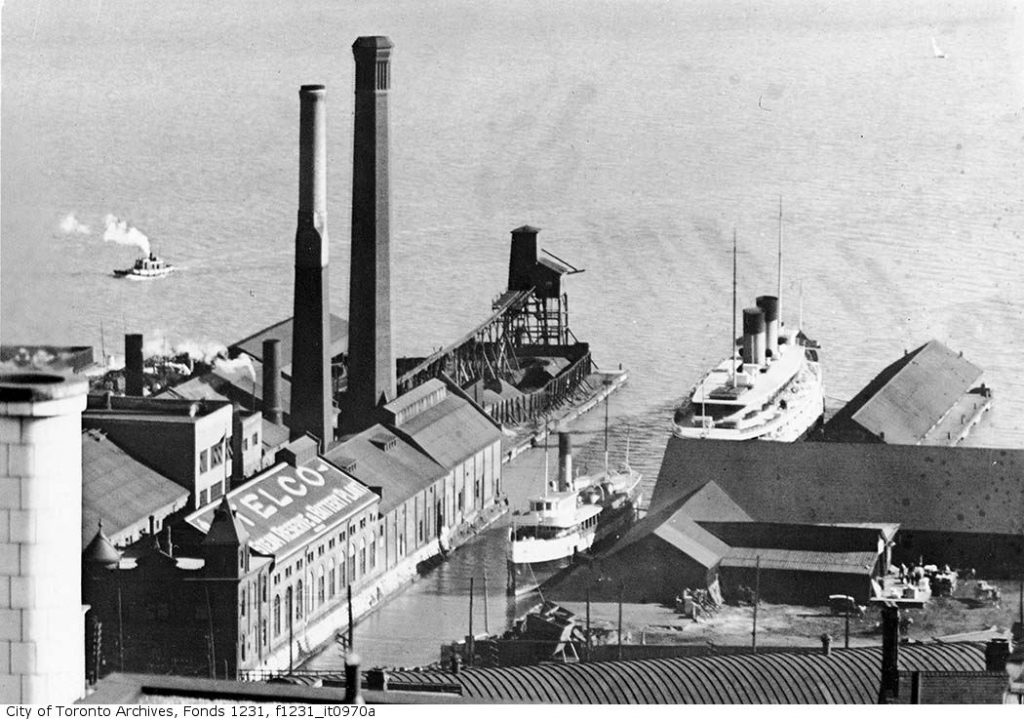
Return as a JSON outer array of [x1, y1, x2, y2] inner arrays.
[[114, 252, 174, 280]]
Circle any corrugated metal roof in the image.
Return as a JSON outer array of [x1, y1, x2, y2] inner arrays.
[[325, 425, 446, 515], [395, 394, 502, 468], [849, 340, 983, 444], [720, 547, 879, 574], [81, 430, 190, 549], [230, 314, 349, 372], [387, 642, 986, 703]]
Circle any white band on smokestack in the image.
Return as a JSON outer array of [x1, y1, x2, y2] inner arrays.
[[756, 295, 779, 359], [742, 307, 766, 367], [298, 84, 328, 268]]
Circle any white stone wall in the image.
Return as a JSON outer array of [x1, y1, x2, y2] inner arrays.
[[0, 388, 87, 704]]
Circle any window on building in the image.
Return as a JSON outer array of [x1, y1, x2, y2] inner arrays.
[[418, 520, 424, 544], [285, 568, 291, 579], [243, 437, 249, 451], [211, 481, 224, 501], [458, 490, 465, 513], [261, 619, 267, 649], [340, 559, 347, 587], [318, 573, 325, 606], [199, 489, 209, 507], [359, 547, 366, 577], [273, 595, 281, 636], [227, 442, 233, 460], [297, 559, 303, 571], [261, 576, 267, 603], [240, 589, 246, 617], [211, 441, 224, 468], [328, 539, 335, 550], [241, 635, 246, 661], [252, 432, 259, 447], [329, 567, 336, 597], [370, 536, 377, 570], [200, 449, 209, 474], [349, 551, 356, 582], [295, 581, 303, 619], [360, 518, 366, 529]]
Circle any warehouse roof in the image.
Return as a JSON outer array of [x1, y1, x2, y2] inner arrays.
[[324, 425, 446, 515], [720, 548, 880, 575], [829, 340, 983, 444], [394, 392, 502, 468], [653, 438, 1024, 537], [230, 315, 348, 372], [81, 429, 190, 549], [386, 642, 987, 703]]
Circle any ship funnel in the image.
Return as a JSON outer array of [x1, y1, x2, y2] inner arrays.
[[125, 333, 144, 396], [756, 295, 779, 358], [557, 431, 572, 492], [742, 307, 766, 368]]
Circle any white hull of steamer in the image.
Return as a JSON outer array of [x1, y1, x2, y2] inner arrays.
[[672, 339, 823, 441]]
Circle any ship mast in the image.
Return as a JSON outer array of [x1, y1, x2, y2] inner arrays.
[[603, 393, 610, 478], [777, 196, 783, 335], [731, 229, 738, 386]]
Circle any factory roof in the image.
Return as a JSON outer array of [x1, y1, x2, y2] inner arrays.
[[653, 438, 1024, 537], [230, 314, 348, 372], [324, 425, 446, 515], [386, 641, 987, 703], [84, 394, 232, 423], [392, 392, 502, 468], [720, 548, 881, 575], [829, 340, 983, 444], [186, 457, 377, 562], [81, 429, 190, 549]]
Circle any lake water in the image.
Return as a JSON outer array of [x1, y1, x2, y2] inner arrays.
[[3, 0, 1022, 668]]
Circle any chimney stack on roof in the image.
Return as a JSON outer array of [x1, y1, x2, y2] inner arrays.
[[125, 333, 144, 396], [262, 338, 283, 425], [344, 36, 397, 435], [558, 431, 573, 491], [289, 84, 334, 448]]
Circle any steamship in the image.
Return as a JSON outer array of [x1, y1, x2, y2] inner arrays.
[[114, 253, 174, 280], [672, 214, 823, 442], [671, 315, 823, 441]]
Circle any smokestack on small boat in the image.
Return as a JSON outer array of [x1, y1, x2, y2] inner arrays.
[[742, 308, 766, 368], [558, 431, 572, 491], [756, 295, 779, 358], [125, 333, 144, 396], [262, 338, 283, 425]]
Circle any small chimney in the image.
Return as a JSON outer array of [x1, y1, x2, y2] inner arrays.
[[557, 431, 572, 491], [878, 604, 901, 703], [985, 638, 1011, 672], [742, 308, 766, 367], [125, 333, 144, 396], [344, 652, 364, 704], [756, 295, 779, 358], [262, 338, 283, 425], [820, 633, 833, 656], [508, 225, 540, 291]]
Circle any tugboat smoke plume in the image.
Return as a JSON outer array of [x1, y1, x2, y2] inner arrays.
[[143, 332, 227, 364], [59, 213, 91, 235], [103, 214, 151, 256], [214, 354, 257, 382]]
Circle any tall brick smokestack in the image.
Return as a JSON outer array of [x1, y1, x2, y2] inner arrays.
[[290, 85, 333, 447], [344, 36, 396, 434]]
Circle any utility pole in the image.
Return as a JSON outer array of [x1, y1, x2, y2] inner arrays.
[[752, 555, 761, 653], [586, 583, 592, 663], [347, 584, 355, 652], [468, 578, 475, 668], [617, 582, 624, 661], [483, 572, 489, 635]]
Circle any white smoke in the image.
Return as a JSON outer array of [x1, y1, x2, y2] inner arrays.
[[60, 213, 91, 235], [214, 355, 257, 383], [143, 330, 227, 363], [103, 214, 151, 256]]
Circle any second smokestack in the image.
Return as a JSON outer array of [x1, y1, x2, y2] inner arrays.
[[125, 333, 144, 396], [289, 84, 333, 447], [262, 338, 283, 425]]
